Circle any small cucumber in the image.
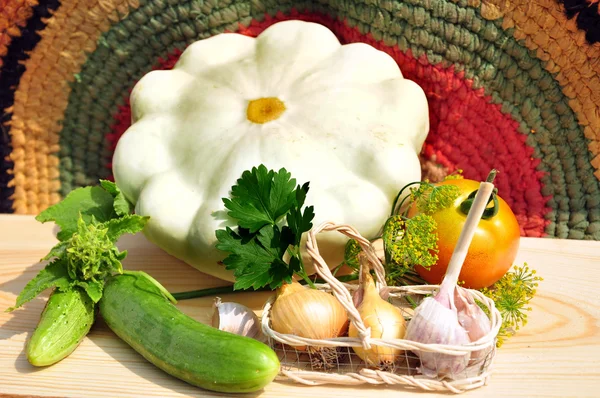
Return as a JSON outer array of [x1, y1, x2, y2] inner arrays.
[[98, 272, 280, 393], [27, 287, 95, 366]]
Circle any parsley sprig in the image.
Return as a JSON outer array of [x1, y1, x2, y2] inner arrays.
[[216, 165, 315, 291]]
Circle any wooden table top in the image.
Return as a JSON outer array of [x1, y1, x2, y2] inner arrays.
[[1, 214, 599, 397]]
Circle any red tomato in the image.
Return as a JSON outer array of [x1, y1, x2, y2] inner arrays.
[[409, 179, 521, 289]]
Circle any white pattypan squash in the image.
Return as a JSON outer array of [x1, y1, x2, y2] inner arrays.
[[113, 20, 429, 281]]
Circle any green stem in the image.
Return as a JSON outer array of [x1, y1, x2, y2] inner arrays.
[[396, 195, 414, 217], [171, 274, 359, 301], [172, 285, 252, 300], [390, 181, 422, 216], [286, 246, 316, 289], [298, 268, 316, 289], [396, 279, 419, 309], [328, 274, 358, 283], [331, 262, 345, 277], [401, 270, 428, 285], [381, 217, 395, 266], [459, 169, 500, 219], [402, 274, 427, 286]]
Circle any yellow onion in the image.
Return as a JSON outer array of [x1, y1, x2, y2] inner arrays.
[[349, 269, 406, 368], [270, 282, 348, 351]]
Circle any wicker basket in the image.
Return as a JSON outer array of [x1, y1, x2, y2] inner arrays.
[[261, 221, 502, 393]]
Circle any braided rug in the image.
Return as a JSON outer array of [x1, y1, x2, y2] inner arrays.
[[1, 0, 599, 239]]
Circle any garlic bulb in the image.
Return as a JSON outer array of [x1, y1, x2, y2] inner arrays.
[[404, 290, 471, 377], [405, 176, 495, 379], [349, 269, 406, 368], [212, 298, 265, 342], [270, 282, 348, 351]]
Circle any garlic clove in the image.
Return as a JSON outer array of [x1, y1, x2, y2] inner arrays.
[[212, 298, 266, 342], [454, 287, 491, 342], [454, 286, 492, 364]]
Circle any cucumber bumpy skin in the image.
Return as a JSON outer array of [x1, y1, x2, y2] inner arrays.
[[27, 287, 96, 366], [99, 273, 280, 393]]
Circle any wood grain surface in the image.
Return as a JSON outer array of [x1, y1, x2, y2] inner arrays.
[[1, 214, 599, 397]]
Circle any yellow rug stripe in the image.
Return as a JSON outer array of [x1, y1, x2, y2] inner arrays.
[[7, 0, 139, 214], [0, 0, 37, 67]]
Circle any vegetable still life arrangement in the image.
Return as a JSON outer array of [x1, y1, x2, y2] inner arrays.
[[5, 20, 542, 395]]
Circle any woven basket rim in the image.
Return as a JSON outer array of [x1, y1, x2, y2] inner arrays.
[[262, 284, 502, 353]]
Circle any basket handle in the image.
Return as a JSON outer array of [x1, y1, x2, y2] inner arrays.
[[306, 221, 387, 350]]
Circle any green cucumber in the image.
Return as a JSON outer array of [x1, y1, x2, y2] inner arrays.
[[27, 287, 95, 366], [98, 272, 280, 393]]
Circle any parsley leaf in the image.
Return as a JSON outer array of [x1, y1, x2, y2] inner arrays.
[[286, 206, 314, 247], [216, 226, 292, 290], [216, 165, 315, 290], [224, 165, 298, 233], [286, 182, 314, 246]]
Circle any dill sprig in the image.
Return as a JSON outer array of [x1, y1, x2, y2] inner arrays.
[[345, 176, 462, 286], [381, 177, 461, 285], [382, 214, 438, 284], [480, 264, 542, 346], [409, 182, 461, 215], [343, 239, 363, 270]]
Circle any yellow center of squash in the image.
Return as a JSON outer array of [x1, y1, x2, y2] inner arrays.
[[246, 97, 286, 124]]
